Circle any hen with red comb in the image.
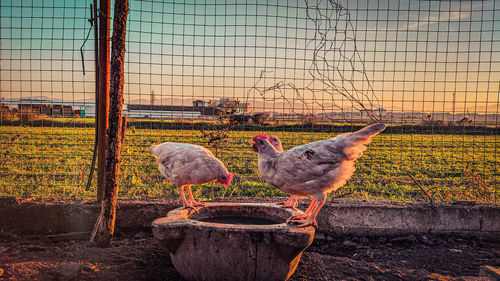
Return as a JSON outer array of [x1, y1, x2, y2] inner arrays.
[[149, 142, 233, 212], [251, 123, 387, 227], [252, 134, 270, 152]]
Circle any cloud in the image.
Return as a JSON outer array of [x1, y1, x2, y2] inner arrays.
[[399, 0, 495, 31], [404, 10, 471, 30]]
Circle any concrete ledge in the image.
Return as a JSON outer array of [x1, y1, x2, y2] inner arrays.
[[316, 199, 500, 239], [0, 197, 178, 235], [0, 197, 499, 240]]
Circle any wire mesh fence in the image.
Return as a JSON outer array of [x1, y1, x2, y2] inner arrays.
[[0, 0, 498, 202]]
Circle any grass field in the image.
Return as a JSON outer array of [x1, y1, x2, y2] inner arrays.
[[0, 125, 498, 203]]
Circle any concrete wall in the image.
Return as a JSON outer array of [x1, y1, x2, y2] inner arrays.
[[0, 197, 498, 240], [314, 199, 500, 239]]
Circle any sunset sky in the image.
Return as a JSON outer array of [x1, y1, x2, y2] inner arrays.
[[0, 0, 498, 114]]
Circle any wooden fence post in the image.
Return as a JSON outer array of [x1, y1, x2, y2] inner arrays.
[[97, 0, 111, 201], [91, 0, 129, 247]]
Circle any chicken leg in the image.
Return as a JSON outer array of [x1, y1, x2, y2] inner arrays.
[[178, 185, 200, 212], [287, 199, 316, 222], [277, 195, 298, 209], [288, 193, 326, 227], [185, 185, 206, 207], [298, 193, 326, 228]]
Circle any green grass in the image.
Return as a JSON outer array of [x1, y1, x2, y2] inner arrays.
[[0, 125, 498, 202]]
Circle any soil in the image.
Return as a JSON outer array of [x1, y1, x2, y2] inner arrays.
[[0, 230, 498, 281]]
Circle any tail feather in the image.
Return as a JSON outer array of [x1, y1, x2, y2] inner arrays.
[[348, 123, 387, 145], [342, 123, 386, 160]]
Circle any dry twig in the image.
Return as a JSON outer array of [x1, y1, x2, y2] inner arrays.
[[406, 171, 434, 203]]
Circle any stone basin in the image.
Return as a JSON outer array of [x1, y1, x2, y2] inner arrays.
[[152, 202, 315, 281]]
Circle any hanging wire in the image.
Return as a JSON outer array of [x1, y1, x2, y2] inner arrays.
[[85, 1, 99, 191], [79, 3, 95, 76]]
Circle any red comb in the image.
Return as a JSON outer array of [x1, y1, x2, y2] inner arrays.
[[252, 134, 269, 140], [225, 172, 233, 188]]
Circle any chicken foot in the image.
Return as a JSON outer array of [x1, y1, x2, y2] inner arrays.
[[297, 194, 326, 228], [277, 195, 298, 209], [185, 185, 206, 207], [178, 185, 200, 213], [287, 193, 326, 227], [287, 199, 316, 222]]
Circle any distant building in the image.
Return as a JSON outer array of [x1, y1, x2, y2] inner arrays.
[[192, 100, 205, 107], [17, 99, 75, 117], [125, 98, 253, 120], [1, 98, 90, 117], [125, 104, 222, 119], [18, 103, 52, 115], [84, 105, 96, 118], [193, 99, 217, 107]]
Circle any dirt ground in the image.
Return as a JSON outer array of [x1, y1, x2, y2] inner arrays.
[[0, 230, 498, 281]]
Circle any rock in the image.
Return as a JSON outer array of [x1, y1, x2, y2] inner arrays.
[[391, 235, 417, 244], [24, 245, 46, 251], [420, 235, 434, 246], [342, 240, 357, 247], [314, 232, 326, 241], [53, 262, 83, 280], [134, 232, 146, 239], [315, 232, 334, 242]]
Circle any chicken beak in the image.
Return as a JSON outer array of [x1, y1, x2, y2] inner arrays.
[[249, 139, 255, 145]]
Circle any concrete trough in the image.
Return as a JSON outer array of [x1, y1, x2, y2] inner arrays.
[[152, 203, 315, 281]]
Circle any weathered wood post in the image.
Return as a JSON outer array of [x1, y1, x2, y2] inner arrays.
[[97, 0, 111, 201], [91, 0, 129, 247]]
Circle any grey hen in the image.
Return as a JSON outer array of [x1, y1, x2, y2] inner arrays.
[[251, 123, 387, 227]]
